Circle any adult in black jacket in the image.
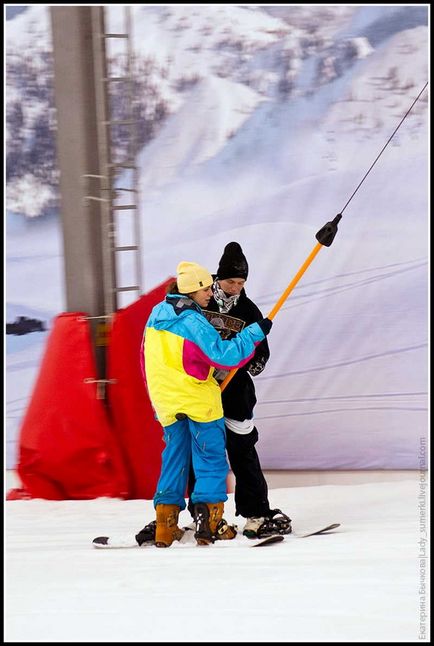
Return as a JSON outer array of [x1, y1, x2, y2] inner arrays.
[[197, 242, 291, 538]]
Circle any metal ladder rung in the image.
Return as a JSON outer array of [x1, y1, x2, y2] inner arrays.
[[114, 245, 139, 252], [103, 33, 129, 39], [112, 204, 137, 210], [103, 119, 138, 126], [110, 163, 137, 170], [84, 195, 110, 203], [103, 76, 133, 82], [115, 286, 140, 293]]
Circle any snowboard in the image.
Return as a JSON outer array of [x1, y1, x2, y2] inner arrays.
[[253, 522, 341, 545], [91, 533, 285, 549], [295, 522, 341, 538], [92, 523, 340, 549]]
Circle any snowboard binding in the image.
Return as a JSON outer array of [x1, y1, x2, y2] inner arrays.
[[256, 509, 292, 539], [135, 520, 156, 546]]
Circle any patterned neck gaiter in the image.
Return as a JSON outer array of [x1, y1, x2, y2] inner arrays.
[[212, 280, 240, 313]]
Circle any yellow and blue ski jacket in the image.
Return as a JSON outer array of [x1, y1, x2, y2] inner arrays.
[[143, 294, 266, 427]]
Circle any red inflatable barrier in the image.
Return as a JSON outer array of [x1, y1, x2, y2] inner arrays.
[[13, 312, 130, 500], [106, 278, 174, 499]]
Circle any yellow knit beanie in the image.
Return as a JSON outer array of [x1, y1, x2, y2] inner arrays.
[[176, 261, 213, 294]]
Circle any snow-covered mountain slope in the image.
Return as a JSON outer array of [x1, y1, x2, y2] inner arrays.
[[5, 5, 428, 217], [137, 75, 265, 189], [323, 26, 428, 139]]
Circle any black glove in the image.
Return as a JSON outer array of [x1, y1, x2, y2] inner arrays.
[[247, 356, 267, 377], [257, 317, 273, 336]]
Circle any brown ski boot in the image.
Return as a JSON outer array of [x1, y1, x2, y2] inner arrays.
[[194, 502, 237, 545], [155, 504, 184, 548]]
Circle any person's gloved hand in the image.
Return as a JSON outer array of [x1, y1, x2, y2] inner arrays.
[[257, 317, 273, 336], [247, 356, 267, 376]]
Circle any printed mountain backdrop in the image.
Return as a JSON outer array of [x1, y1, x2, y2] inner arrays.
[[5, 5, 429, 470]]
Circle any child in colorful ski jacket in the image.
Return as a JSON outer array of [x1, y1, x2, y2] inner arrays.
[[142, 260, 272, 547]]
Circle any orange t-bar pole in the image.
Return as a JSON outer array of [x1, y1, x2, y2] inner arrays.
[[220, 214, 342, 393], [266, 242, 322, 321], [220, 242, 322, 392]]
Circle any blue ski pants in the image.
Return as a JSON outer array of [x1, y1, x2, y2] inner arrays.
[[153, 416, 229, 510]]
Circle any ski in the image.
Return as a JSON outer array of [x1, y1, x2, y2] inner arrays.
[[92, 523, 340, 549]]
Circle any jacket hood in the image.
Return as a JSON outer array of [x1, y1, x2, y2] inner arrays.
[[148, 294, 202, 332]]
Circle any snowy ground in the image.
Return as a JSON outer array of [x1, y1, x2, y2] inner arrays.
[[5, 477, 429, 642]]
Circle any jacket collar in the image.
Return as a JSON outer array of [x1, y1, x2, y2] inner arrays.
[[166, 293, 202, 316]]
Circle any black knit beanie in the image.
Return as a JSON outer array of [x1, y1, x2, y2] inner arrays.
[[216, 242, 249, 280]]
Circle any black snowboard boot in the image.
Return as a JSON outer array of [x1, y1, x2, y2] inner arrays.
[[135, 520, 156, 546]]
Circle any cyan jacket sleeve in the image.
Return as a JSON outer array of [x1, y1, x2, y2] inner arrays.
[[182, 312, 265, 370]]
